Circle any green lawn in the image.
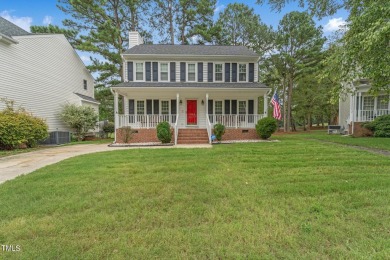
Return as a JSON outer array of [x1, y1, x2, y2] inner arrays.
[[0, 134, 389, 258]]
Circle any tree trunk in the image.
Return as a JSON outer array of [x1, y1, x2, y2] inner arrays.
[[169, 0, 174, 44], [286, 75, 293, 131], [307, 113, 311, 130], [283, 81, 287, 132]]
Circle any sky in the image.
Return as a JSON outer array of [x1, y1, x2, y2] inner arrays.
[[0, 0, 349, 65]]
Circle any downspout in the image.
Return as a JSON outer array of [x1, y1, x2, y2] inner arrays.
[[111, 88, 118, 143]]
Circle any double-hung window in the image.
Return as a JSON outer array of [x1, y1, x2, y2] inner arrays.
[[215, 64, 223, 82], [137, 100, 145, 115], [160, 63, 169, 81], [377, 95, 388, 110], [161, 100, 169, 115], [239, 64, 247, 82], [187, 63, 196, 82], [215, 101, 223, 114], [239, 101, 247, 115], [135, 63, 144, 81], [363, 96, 374, 111]]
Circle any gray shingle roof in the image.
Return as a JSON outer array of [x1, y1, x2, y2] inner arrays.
[[0, 17, 30, 37], [124, 44, 259, 57], [113, 82, 268, 89], [74, 93, 100, 104]]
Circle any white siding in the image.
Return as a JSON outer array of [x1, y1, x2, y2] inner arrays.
[[0, 34, 95, 131]]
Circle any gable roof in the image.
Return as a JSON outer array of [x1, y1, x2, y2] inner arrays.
[[124, 44, 259, 57], [74, 93, 100, 104], [0, 17, 31, 37]]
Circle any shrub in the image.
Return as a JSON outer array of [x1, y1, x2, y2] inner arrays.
[[213, 123, 225, 141], [0, 99, 48, 149], [60, 104, 98, 141], [103, 122, 115, 134], [120, 126, 134, 143], [156, 121, 172, 143], [256, 117, 278, 139], [363, 115, 390, 137]]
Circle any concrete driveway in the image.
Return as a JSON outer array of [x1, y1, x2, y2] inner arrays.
[[0, 144, 211, 184]]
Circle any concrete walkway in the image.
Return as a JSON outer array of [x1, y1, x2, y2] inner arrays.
[[0, 143, 211, 184]]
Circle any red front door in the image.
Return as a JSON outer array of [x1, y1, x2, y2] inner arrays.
[[187, 100, 197, 125]]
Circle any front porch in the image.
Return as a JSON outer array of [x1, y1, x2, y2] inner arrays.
[[352, 94, 390, 122], [112, 87, 270, 144]]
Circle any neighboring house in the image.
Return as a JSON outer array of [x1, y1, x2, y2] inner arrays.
[[339, 79, 390, 136], [0, 17, 99, 143], [111, 32, 271, 144]]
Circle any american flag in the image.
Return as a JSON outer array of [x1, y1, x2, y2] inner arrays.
[[271, 92, 282, 120]]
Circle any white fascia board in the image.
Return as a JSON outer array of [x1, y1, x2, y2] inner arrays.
[[0, 33, 18, 44]]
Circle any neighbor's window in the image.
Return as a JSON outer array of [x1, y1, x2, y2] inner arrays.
[[137, 100, 145, 114], [377, 95, 388, 110], [215, 101, 223, 114], [83, 80, 87, 90], [161, 100, 169, 115], [239, 101, 246, 114], [363, 96, 374, 110], [239, 64, 247, 82], [187, 63, 196, 81], [215, 64, 223, 81], [135, 63, 144, 81], [160, 63, 168, 81]]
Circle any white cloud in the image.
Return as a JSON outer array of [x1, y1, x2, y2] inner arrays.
[[214, 2, 225, 14], [324, 17, 347, 32], [80, 55, 90, 63], [0, 10, 32, 32], [42, 15, 53, 25]]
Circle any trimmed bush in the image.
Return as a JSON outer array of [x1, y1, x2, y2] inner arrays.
[[213, 123, 225, 141], [0, 102, 48, 149], [157, 121, 172, 143], [256, 117, 278, 139], [363, 115, 390, 137], [120, 126, 134, 143]]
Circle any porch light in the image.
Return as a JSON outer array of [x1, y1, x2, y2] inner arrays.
[[201, 100, 204, 105], [180, 99, 183, 104]]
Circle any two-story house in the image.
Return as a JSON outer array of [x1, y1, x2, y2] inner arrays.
[[111, 32, 271, 144], [0, 17, 99, 144]]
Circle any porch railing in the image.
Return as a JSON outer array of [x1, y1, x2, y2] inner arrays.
[[118, 114, 177, 129], [358, 109, 389, 122], [206, 114, 212, 144], [208, 114, 266, 128]]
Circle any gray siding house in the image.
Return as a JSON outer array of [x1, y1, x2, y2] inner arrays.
[[0, 17, 99, 142]]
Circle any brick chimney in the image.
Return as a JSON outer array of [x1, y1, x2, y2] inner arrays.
[[129, 31, 144, 49]]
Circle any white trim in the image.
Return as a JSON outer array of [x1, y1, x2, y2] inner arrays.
[[136, 99, 146, 115], [238, 63, 248, 82], [186, 62, 197, 82], [134, 62, 145, 82], [238, 100, 248, 115], [160, 99, 170, 115], [158, 62, 170, 82], [213, 62, 224, 82], [214, 100, 223, 115]]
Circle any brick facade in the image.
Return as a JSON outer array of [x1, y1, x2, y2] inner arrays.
[[116, 128, 175, 143], [221, 129, 259, 140], [349, 122, 373, 137]]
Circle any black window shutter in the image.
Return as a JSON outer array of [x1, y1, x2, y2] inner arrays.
[[170, 62, 176, 82], [127, 62, 133, 81], [198, 62, 203, 82], [249, 63, 254, 82], [171, 100, 177, 115], [129, 99, 135, 114], [153, 99, 159, 114], [152, 62, 158, 81], [225, 63, 230, 82], [180, 62, 186, 82], [146, 99, 153, 114], [208, 99, 213, 114], [232, 63, 237, 82], [248, 100, 254, 114], [145, 62, 151, 81], [208, 63, 213, 82], [231, 100, 237, 114], [224, 100, 230, 114]]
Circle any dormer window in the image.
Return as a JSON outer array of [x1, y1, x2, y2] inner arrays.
[[83, 80, 87, 90], [160, 63, 169, 81], [239, 64, 247, 82], [187, 63, 196, 82], [135, 62, 144, 81], [215, 63, 223, 82]]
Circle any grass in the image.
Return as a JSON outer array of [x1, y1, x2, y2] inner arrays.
[[0, 133, 389, 258], [0, 139, 113, 158]]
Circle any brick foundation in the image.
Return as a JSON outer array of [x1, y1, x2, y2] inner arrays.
[[221, 128, 259, 140], [349, 122, 373, 137], [116, 128, 175, 143]]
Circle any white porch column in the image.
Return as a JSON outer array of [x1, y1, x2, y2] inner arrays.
[[206, 93, 209, 116], [264, 94, 268, 117], [114, 91, 119, 137], [176, 93, 180, 115], [357, 92, 362, 121]]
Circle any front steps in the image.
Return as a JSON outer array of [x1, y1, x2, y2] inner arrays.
[[177, 129, 209, 144]]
